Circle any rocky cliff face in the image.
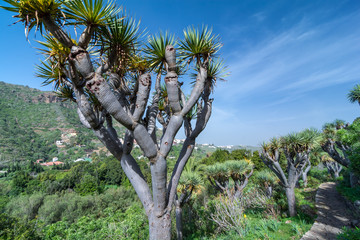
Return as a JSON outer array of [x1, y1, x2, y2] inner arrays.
[[32, 93, 62, 103], [2, 83, 62, 104]]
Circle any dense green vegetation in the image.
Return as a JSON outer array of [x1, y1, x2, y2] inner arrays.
[[0, 149, 327, 240], [0, 81, 96, 163], [0, 0, 359, 237], [1, 81, 359, 239]]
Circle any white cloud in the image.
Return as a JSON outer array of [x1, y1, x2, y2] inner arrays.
[[217, 11, 360, 102]]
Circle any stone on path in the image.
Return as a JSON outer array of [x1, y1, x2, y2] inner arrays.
[[301, 182, 354, 240]]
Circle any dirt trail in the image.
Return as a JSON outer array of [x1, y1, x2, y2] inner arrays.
[[301, 182, 354, 240]]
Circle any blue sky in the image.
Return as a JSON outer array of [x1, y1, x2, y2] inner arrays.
[[1, 0, 360, 146]]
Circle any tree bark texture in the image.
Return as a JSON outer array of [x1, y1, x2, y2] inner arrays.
[[286, 186, 296, 217], [175, 202, 183, 240], [324, 161, 342, 179], [350, 172, 359, 188], [266, 186, 273, 198], [301, 161, 311, 187], [321, 139, 350, 167], [302, 172, 308, 187], [149, 213, 172, 240]]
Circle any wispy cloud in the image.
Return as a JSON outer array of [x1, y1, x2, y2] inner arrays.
[[204, 7, 360, 145], [252, 12, 266, 22], [218, 11, 360, 102]]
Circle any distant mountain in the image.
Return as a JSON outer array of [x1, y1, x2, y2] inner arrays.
[[0, 81, 259, 167], [0, 81, 95, 164], [216, 145, 261, 152]]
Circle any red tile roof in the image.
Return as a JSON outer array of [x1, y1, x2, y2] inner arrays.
[[40, 161, 64, 166]]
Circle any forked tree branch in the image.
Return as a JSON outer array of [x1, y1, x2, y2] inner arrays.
[[166, 92, 213, 210]]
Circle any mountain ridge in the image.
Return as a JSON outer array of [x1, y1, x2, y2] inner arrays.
[[0, 81, 259, 166]]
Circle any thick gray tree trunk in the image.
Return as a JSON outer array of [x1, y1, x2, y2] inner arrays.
[[301, 172, 308, 187], [301, 160, 311, 187], [149, 213, 172, 240], [324, 161, 342, 179], [175, 202, 183, 240], [350, 172, 359, 187], [285, 186, 296, 217], [266, 186, 273, 198]]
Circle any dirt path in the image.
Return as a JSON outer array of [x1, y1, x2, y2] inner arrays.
[[301, 182, 354, 240]]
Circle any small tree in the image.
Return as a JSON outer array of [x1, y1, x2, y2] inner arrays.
[[254, 169, 277, 198], [230, 149, 252, 160], [175, 171, 202, 240], [300, 157, 311, 187], [260, 129, 318, 217], [1, 0, 226, 238], [321, 120, 351, 167], [251, 150, 266, 170], [347, 84, 360, 106], [202, 149, 230, 165], [320, 120, 359, 186], [206, 160, 254, 199], [321, 153, 342, 178]]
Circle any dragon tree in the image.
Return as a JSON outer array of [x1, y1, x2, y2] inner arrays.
[[206, 160, 254, 199], [321, 153, 343, 178], [320, 120, 359, 187], [1, 0, 227, 239], [260, 129, 318, 216]]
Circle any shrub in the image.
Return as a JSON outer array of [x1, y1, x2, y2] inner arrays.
[[37, 187, 138, 225], [0, 213, 42, 240], [337, 179, 360, 203], [11, 171, 31, 194], [43, 204, 148, 240], [74, 174, 100, 196], [337, 227, 360, 240], [38, 194, 68, 224], [210, 196, 247, 236], [5, 192, 45, 221], [308, 168, 330, 182], [210, 189, 267, 237]]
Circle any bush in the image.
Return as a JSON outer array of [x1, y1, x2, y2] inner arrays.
[[308, 168, 330, 182], [337, 227, 360, 240], [0, 213, 42, 240], [210, 189, 267, 237], [37, 187, 137, 225], [43, 204, 148, 240], [11, 171, 31, 194], [38, 193, 95, 224], [271, 185, 288, 212], [5, 192, 45, 221], [180, 192, 217, 239], [38, 194, 68, 225], [210, 195, 248, 237], [97, 157, 124, 185], [94, 187, 137, 213], [74, 174, 101, 196], [337, 179, 360, 203]]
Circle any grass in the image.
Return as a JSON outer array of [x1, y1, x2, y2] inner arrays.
[[336, 177, 360, 203], [214, 214, 312, 240], [337, 227, 360, 240], [217, 176, 321, 239]]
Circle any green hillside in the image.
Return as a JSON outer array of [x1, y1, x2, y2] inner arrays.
[[0, 81, 96, 164], [0, 82, 215, 166]]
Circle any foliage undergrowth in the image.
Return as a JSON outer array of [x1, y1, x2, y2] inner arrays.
[[336, 174, 360, 203], [337, 227, 360, 240]]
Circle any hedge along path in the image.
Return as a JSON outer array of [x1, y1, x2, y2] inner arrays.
[[301, 182, 354, 240]]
